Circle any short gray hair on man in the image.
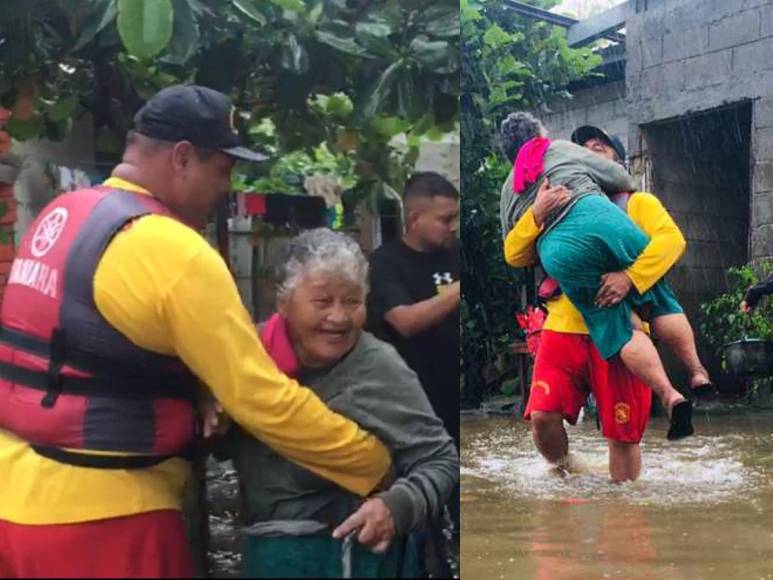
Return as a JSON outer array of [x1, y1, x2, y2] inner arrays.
[[275, 228, 369, 302], [499, 111, 547, 164]]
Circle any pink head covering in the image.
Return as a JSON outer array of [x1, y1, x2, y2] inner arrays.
[[259, 313, 299, 377], [513, 136, 551, 194]]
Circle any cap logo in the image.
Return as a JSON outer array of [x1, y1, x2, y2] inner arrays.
[[229, 106, 238, 135]]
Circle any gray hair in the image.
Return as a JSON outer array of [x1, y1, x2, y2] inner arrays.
[[499, 112, 547, 163], [275, 228, 369, 302]]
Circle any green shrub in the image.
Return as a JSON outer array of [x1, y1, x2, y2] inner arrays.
[[699, 262, 773, 358]]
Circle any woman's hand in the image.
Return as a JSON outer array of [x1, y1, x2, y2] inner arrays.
[[595, 271, 633, 307], [200, 399, 230, 438], [332, 497, 396, 554], [532, 179, 572, 227]]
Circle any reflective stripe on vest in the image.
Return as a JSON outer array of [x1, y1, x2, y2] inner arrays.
[[0, 187, 199, 469]]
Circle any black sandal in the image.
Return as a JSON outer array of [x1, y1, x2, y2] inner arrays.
[[691, 382, 719, 401], [667, 399, 694, 441]]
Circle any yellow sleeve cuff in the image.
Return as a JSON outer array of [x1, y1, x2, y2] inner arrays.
[[504, 208, 541, 267]]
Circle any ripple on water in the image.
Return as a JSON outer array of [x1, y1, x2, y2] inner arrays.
[[463, 421, 763, 506]]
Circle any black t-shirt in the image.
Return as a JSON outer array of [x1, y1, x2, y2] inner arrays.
[[366, 238, 460, 438]]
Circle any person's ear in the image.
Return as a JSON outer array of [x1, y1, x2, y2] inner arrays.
[[171, 141, 195, 173], [407, 208, 422, 229], [277, 298, 289, 318]]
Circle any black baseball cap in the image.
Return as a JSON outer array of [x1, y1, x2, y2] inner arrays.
[[133, 85, 268, 162], [570, 125, 626, 163]]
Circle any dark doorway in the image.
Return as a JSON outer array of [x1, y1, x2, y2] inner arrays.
[[641, 102, 751, 391]]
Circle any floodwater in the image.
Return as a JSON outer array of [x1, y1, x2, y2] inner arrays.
[[461, 410, 773, 579]]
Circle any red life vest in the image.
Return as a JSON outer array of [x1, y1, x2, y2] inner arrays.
[[0, 187, 199, 469]]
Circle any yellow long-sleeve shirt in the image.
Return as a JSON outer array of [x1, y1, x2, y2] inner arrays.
[[503, 192, 686, 334], [0, 177, 390, 525]]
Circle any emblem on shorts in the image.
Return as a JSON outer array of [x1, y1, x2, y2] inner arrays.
[[532, 380, 550, 395], [614, 402, 631, 424]]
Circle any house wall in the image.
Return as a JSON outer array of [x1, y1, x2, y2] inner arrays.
[[626, 0, 773, 264]]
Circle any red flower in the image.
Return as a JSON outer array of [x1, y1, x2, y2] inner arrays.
[[515, 306, 546, 358]]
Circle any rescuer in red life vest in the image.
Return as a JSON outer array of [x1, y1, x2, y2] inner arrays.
[[0, 85, 392, 578]]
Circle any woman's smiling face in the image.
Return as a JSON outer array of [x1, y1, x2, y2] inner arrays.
[[279, 271, 366, 368]]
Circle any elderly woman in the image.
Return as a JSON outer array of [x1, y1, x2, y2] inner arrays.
[[216, 228, 459, 578]]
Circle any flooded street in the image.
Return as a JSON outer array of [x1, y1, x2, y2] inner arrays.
[[461, 411, 773, 579]]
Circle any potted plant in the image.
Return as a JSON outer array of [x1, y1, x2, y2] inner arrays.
[[700, 263, 773, 378]]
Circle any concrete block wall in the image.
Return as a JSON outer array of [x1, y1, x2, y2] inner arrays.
[[627, 0, 773, 124], [627, 0, 773, 264], [752, 94, 773, 264], [539, 80, 628, 144]]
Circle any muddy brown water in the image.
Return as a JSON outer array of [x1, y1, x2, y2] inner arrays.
[[462, 410, 773, 579]]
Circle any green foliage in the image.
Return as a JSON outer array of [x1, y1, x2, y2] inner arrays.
[[460, 0, 602, 405], [232, 143, 358, 195], [699, 262, 773, 358], [0, 0, 459, 210], [117, 0, 174, 59]]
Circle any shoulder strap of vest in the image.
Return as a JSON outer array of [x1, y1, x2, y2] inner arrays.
[[59, 189, 192, 378]]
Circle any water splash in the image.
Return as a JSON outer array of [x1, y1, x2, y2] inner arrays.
[[463, 419, 761, 506]]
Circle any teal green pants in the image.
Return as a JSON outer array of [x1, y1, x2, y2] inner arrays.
[[538, 195, 683, 359], [241, 533, 420, 578]]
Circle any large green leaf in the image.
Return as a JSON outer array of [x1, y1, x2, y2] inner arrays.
[[411, 112, 435, 136], [72, 0, 117, 51], [482, 24, 511, 49], [187, 0, 216, 18], [230, 0, 267, 26], [355, 22, 398, 59], [309, 92, 354, 120], [163, 0, 200, 65], [370, 115, 410, 139], [409, 37, 456, 74], [117, 0, 174, 59], [496, 55, 531, 79], [460, 0, 482, 22], [5, 116, 43, 141], [316, 26, 370, 58], [361, 59, 404, 119], [421, 5, 460, 38], [47, 96, 78, 122], [267, 0, 305, 11]]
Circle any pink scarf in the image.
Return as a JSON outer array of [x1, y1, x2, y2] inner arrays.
[[513, 137, 551, 194], [259, 313, 299, 377]]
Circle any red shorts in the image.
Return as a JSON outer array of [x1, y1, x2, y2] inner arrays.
[[0, 510, 193, 578], [524, 330, 651, 443]]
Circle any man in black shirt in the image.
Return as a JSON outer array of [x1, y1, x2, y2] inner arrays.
[[367, 171, 460, 537]]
